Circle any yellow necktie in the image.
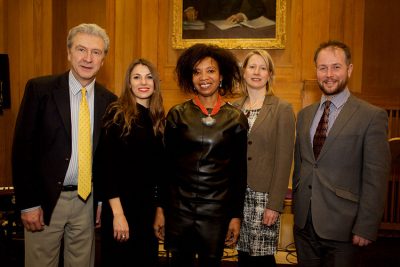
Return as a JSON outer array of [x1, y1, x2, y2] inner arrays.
[[78, 88, 92, 200]]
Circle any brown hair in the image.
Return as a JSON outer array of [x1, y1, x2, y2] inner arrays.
[[104, 58, 165, 137], [314, 40, 352, 66]]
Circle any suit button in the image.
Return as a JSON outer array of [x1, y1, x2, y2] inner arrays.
[[248, 157, 252, 161], [308, 185, 312, 189], [248, 141, 252, 145], [65, 158, 69, 161]]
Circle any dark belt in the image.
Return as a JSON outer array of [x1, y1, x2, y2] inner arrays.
[[62, 185, 77, 191]]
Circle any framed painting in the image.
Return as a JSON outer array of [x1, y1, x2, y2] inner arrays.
[[172, 0, 286, 49]]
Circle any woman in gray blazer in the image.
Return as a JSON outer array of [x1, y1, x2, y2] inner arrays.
[[234, 50, 295, 267]]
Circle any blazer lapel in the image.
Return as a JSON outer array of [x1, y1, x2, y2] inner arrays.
[[318, 96, 359, 159], [249, 95, 274, 134], [53, 73, 71, 138], [93, 84, 109, 151], [304, 103, 319, 161]]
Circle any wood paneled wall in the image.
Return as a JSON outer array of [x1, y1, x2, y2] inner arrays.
[[0, 0, 399, 187], [0, 0, 8, 188], [362, 0, 400, 96]]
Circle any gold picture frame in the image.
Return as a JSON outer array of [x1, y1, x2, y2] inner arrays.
[[172, 0, 286, 49]]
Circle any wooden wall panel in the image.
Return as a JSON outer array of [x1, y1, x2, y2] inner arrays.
[[0, 0, 8, 187], [17, 2, 35, 92], [66, 0, 107, 30], [301, 0, 365, 93], [51, 1, 67, 74], [33, 0, 53, 76], [0, 0, 54, 186], [112, 0, 139, 95], [103, 0, 116, 92], [328, 0, 346, 39], [0, 0, 399, 186], [157, 0, 182, 111], [139, 0, 159, 64], [0, 0, 6, 51], [362, 0, 400, 96], [301, 0, 330, 80], [342, 0, 364, 92]]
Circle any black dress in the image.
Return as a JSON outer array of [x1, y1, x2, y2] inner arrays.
[[162, 100, 248, 267], [94, 104, 164, 267]]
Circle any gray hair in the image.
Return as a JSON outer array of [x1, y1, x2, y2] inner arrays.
[[67, 23, 110, 54]]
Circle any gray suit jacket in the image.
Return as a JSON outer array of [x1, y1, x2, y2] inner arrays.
[[293, 94, 391, 241], [234, 95, 295, 212]]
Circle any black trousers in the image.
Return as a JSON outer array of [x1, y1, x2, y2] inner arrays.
[[237, 251, 276, 267]]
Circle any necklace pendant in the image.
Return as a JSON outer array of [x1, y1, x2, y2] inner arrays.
[[202, 115, 216, 126]]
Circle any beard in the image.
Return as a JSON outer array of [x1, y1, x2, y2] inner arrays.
[[318, 76, 348, 96]]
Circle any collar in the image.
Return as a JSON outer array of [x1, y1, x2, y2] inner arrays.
[[320, 88, 350, 109], [68, 70, 96, 96]]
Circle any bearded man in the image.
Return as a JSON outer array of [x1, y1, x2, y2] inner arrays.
[[292, 40, 391, 267]]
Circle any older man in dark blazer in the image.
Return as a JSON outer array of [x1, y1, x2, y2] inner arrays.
[[293, 40, 391, 267], [12, 23, 116, 267]]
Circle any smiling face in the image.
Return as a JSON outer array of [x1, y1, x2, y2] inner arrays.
[[316, 47, 353, 96], [67, 32, 106, 87], [130, 64, 154, 107], [243, 54, 270, 92], [192, 57, 222, 98]]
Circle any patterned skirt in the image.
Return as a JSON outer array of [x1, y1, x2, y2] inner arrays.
[[236, 186, 280, 256]]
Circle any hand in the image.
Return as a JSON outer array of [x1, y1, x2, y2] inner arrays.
[[184, 6, 198, 21], [225, 218, 241, 247], [95, 204, 102, 229], [352, 235, 372, 247], [263, 208, 279, 226], [153, 207, 165, 241], [113, 214, 129, 242], [21, 207, 45, 232], [226, 13, 245, 24]]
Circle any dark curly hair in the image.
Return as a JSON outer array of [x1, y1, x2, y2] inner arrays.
[[175, 43, 241, 96]]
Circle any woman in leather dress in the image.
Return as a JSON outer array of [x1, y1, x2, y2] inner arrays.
[[94, 58, 165, 267], [154, 43, 248, 267]]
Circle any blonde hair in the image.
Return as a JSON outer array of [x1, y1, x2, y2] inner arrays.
[[240, 49, 275, 96]]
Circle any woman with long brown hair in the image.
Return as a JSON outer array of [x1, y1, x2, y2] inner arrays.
[[95, 58, 165, 267]]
